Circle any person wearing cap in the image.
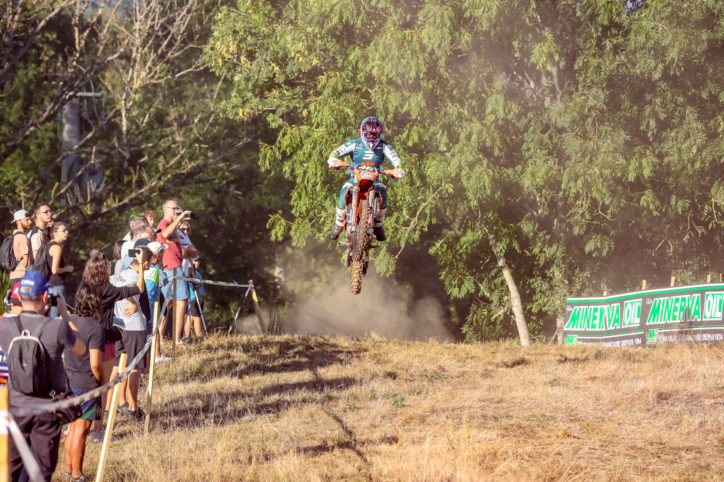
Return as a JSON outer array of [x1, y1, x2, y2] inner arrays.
[[108, 247, 151, 420], [8, 209, 34, 287], [0, 270, 86, 481], [120, 218, 155, 271], [29, 202, 53, 258]]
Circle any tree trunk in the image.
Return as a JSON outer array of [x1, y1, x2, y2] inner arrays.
[[487, 231, 531, 347]]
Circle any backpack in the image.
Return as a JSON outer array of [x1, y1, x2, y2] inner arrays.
[[27, 242, 52, 278], [7, 316, 50, 396], [0, 232, 32, 272]]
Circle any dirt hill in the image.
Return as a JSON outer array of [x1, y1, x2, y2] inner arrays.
[[66, 335, 724, 481]]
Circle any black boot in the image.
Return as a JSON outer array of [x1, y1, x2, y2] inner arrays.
[[329, 224, 344, 240], [373, 226, 386, 241]]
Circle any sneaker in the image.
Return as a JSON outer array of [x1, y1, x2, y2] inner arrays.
[[71, 475, 87, 482], [155, 354, 171, 363], [90, 431, 104, 443], [180, 336, 190, 344], [117, 403, 133, 418], [130, 407, 146, 421]]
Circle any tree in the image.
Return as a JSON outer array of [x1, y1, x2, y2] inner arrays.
[[207, 0, 723, 343]]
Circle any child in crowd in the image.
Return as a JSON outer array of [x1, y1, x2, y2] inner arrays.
[[145, 241, 170, 363], [64, 282, 105, 481], [185, 257, 205, 340]]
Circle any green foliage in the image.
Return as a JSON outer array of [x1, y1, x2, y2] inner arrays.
[[207, 0, 724, 342]]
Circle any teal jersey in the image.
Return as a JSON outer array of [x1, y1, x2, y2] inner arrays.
[[331, 138, 403, 170]]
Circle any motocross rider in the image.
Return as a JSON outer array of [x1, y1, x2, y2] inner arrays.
[[327, 116, 405, 241]]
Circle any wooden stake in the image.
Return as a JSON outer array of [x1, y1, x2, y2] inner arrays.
[[0, 387, 9, 482], [172, 268, 177, 359], [96, 353, 127, 482], [670, 276, 676, 287], [642, 280, 647, 290], [249, 280, 266, 334], [145, 302, 160, 435], [707, 274, 711, 283]]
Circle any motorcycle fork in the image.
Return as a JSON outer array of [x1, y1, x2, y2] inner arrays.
[[349, 185, 360, 233]]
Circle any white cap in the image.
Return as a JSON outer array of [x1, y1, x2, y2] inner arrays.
[[12, 210, 30, 223], [147, 241, 168, 255]]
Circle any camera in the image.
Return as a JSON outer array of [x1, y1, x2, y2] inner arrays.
[[176, 207, 198, 220], [48, 294, 57, 307], [127, 248, 139, 257]]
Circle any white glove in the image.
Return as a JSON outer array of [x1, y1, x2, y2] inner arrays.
[[327, 157, 346, 169]]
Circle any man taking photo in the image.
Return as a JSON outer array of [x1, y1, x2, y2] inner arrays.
[[156, 200, 197, 346]]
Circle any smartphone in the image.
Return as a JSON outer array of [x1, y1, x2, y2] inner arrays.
[[49, 295, 57, 307], [127, 248, 139, 257]]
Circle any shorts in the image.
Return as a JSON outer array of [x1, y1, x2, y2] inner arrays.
[[188, 298, 204, 317], [161, 268, 189, 300], [114, 330, 148, 372], [70, 387, 102, 421], [101, 342, 115, 362]]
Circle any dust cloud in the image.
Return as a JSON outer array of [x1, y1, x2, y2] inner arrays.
[[284, 270, 454, 342]]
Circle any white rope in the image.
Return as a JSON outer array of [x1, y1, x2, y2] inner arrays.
[[2, 410, 44, 482]]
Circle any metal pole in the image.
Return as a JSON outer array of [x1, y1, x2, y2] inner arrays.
[[194, 288, 208, 338]]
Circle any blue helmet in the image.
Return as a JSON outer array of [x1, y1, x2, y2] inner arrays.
[[360, 116, 383, 150]]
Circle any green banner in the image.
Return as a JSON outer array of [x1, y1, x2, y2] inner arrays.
[[563, 284, 724, 346]]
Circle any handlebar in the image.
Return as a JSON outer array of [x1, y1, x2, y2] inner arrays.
[[328, 159, 404, 179]]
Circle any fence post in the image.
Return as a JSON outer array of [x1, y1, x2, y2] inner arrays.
[[145, 302, 159, 435], [0, 386, 8, 482], [249, 280, 266, 334], [706, 274, 711, 283], [641, 280, 647, 290], [96, 353, 128, 482], [670, 276, 676, 287], [172, 268, 177, 359]]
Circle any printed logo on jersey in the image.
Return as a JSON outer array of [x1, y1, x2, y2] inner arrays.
[[362, 151, 374, 161]]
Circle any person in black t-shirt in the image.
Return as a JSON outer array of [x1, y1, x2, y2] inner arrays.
[[81, 251, 145, 441], [63, 282, 104, 481]]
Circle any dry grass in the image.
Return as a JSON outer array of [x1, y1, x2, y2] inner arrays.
[[55, 335, 724, 481]]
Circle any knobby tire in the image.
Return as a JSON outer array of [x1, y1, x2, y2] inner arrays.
[[350, 197, 370, 294]]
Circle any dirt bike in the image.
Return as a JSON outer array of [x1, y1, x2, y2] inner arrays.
[[329, 159, 404, 294]]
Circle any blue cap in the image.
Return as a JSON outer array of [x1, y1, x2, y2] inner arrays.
[[18, 270, 51, 297], [134, 238, 150, 249]]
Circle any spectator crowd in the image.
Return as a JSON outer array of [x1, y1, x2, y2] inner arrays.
[[0, 199, 206, 481]]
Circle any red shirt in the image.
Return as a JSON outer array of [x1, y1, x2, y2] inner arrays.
[[156, 219, 183, 270]]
